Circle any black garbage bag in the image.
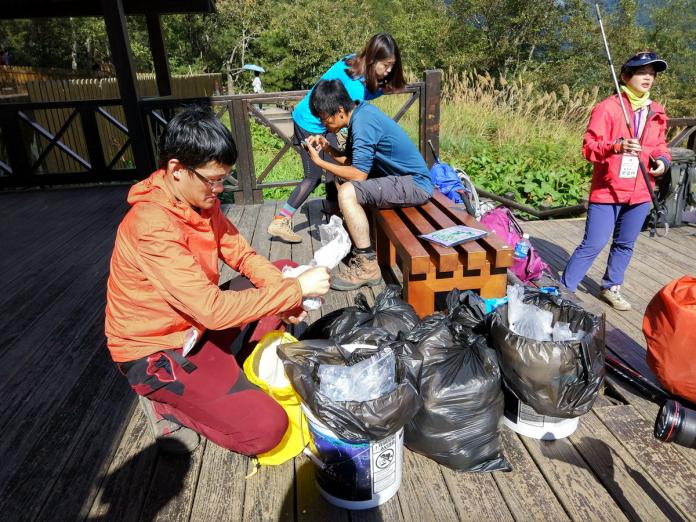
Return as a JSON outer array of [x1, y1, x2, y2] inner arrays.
[[299, 285, 419, 341], [489, 289, 605, 418], [404, 290, 511, 472], [277, 339, 423, 441]]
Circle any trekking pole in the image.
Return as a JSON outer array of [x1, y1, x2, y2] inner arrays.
[[595, 4, 668, 238]]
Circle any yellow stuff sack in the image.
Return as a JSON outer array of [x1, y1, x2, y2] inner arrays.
[[243, 331, 309, 466]]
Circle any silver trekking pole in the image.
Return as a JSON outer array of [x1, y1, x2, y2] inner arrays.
[[595, 3, 668, 238]]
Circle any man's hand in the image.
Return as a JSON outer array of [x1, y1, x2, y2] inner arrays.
[[649, 158, 666, 176], [279, 308, 308, 325], [296, 266, 330, 297], [305, 135, 327, 165]]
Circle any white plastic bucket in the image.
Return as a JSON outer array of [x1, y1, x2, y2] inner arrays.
[[302, 405, 403, 510], [503, 387, 579, 440]]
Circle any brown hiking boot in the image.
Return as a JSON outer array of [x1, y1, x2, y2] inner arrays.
[[331, 253, 383, 291], [267, 216, 302, 243], [599, 285, 632, 311], [138, 395, 200, 455]]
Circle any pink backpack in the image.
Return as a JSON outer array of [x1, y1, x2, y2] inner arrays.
[[480, 206, 549, 283]]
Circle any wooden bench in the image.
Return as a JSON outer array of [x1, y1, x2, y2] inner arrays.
[[372, 190, 514, 317]]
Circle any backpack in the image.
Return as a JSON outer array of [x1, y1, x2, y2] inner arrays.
[[430, 161, 465, 204], [644, 276, 696, 404], [479, 206, 549, 283], [649, 147, 696, 228]]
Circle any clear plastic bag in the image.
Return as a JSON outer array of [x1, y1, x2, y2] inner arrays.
[[507, 284, 553, 341], [282, 216, 351, 311], [318, 347, 396, 402]]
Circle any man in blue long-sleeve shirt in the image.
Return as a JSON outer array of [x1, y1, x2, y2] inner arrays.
[[304, 79, 433, 290]]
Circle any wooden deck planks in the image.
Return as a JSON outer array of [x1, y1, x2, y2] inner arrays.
[[492, 429, 570, 522], [594, 405, 696, 520], [189, 443, 248, 522], [2, 187, 695, 522]]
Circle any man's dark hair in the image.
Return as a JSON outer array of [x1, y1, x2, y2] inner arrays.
[[309, 80, 356, 119], [157, 106, 237, 168]]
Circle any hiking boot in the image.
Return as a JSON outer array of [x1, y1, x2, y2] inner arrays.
[[600, 285, 632, 311], [267, 216, 302, 243], [331, 253, 383, 291], [138, 395, 200, 455]]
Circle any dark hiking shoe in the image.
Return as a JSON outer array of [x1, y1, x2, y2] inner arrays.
[[138, 395, 200, 455], [331, 254, 383, 291]]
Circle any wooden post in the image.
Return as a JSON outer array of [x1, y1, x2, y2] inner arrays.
[[101, 0, 154, 174], [145, 13, 172, 97], [0, 108, 31, 178], [419, 70, 441, 168], [229, 99, 261, 204], [79, 105, 106, 174]]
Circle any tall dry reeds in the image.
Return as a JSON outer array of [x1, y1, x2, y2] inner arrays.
[[442, 68, 598, 125]]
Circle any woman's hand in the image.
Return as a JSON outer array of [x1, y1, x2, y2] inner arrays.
[[620, 138, 642, 155], [649, 159, 666, 176]]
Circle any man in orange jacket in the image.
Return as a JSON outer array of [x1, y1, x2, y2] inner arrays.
[[105, 107, 330, 455]]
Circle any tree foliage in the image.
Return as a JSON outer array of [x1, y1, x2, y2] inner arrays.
[[1, 0, 694, 114]]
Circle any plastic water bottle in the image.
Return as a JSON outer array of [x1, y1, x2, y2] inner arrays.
[[514, 233, 531, 260]]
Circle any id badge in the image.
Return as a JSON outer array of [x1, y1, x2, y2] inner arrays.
[[182, 327, 199, 356], [619, 154, 639, 179]]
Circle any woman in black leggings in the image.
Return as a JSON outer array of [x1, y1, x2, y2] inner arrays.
[[267, 33, 405, 243]]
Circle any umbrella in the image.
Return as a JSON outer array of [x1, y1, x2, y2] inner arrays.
[[242, 64, 265, 73]]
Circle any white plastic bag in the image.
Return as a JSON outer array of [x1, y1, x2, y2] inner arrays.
[[282, 216, 351, 311]]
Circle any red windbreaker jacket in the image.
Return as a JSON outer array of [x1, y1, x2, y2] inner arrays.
[[583, 93, 671, 204]]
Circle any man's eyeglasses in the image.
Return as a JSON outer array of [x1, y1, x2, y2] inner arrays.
[[185, 166, 232, 189]]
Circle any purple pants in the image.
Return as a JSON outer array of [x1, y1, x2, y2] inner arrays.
[[561, 202, 650, 292]]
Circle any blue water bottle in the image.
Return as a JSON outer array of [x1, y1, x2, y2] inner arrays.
[[514, 233, 531, 259], [513, 233, 531, 275]]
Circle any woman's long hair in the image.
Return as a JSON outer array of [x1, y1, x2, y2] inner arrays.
[[345, 33, 406, 93]]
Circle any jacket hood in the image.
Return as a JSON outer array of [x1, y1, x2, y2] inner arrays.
[[127, 169, 217, 227]]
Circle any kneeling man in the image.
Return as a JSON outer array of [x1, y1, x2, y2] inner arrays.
[[105, 107, 330, 455]]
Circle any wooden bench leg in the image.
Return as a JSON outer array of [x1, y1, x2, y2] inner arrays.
[[404, 268, 436, 318], [375, 224, 396, 270]]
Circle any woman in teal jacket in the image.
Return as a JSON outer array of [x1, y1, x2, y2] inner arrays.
[[267, 33, 406, 243]]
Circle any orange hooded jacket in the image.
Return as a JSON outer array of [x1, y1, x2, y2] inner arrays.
[[105, 170, 303, 362]]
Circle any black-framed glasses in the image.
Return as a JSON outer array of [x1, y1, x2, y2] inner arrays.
[[185, 166, 232, 189]]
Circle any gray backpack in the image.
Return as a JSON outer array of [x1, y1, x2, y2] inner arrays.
[[652, 147, 696, 227]]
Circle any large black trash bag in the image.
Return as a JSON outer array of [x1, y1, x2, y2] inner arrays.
[[489, 289, 605, 418], [299, 285, 419, 341], [277, 339, 423, 441], [404, 290, 511, 472]]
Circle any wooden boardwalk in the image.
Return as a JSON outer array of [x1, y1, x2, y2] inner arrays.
[[1, 186, 695, 522]]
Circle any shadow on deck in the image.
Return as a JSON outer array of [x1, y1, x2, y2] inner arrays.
[[1, 186, 694, 521]]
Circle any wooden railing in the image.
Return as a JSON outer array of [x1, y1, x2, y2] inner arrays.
[[0, 70, 441, 201]]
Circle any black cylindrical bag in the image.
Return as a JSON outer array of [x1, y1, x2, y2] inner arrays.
[[489, 291, 605, 418], [277, 339, 423, 442]]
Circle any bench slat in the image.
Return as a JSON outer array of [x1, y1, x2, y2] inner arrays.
[[419, 200, 487, 269], [400, 207, 460, 272], [430, 191, 513, 268], [376, 209, 431, 274]]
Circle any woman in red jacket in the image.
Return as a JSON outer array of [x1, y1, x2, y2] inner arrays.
[[561, 52, 671, 311]]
